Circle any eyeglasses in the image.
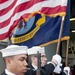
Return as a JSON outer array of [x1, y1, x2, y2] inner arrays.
[[41, 55, 46, 58], [34, 55, 46, 58]]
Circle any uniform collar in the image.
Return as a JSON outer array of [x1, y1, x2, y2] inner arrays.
[[5, 69, 15, 75], [32, 64, 37, 70]]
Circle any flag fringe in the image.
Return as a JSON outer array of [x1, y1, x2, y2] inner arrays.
[[40, 36, 70, 47]]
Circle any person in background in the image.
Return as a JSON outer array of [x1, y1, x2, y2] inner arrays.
[[25, 46, 68, 75], [0, 45, 28, 75]]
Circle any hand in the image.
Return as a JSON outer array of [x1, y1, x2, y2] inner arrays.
[[52, 54, 62, 65], [53, 63, 62, 74], [64, 67, 70, 75]]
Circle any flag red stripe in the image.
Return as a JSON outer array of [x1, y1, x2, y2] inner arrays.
[[0, 18, 11, 28], [41, 6, 66, 14], [0, 0, 17, 16], [0, 0, 7, 4]]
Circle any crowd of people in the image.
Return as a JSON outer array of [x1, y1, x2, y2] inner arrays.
[[0, 45, 70, 75]]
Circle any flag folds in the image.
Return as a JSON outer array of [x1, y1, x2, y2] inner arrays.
[[10, 0, 70, 48], [11, 12, 70, 48], [0, 0, 68, 40]]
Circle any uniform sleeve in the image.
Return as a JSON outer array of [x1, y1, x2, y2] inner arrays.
[[40, 62, 55, 75]]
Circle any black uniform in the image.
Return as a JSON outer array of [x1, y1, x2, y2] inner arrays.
[[25, 63, 66, 75], [55, 71, 66, 75], [1, 71, 7, 75], [25, 63, 55, 75]]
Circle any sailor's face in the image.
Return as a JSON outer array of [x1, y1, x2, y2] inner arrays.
[[9, 54, 28, 74], [41, 53, 47, 67]]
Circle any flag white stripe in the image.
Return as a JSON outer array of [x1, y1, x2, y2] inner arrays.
[[41, 0, 67, 7], [0, 0, 14, 10]]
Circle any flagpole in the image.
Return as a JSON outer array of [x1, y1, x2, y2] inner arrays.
[[65, 39, 69, 66], [53, 16, 65, 75], [56, 16, 65, 54], [55, 15, 69, 66]]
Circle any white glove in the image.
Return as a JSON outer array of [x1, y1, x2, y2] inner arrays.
[[64, 67, 70, 75], [54, 63, 62, 74], [52, 54, 62, 65]]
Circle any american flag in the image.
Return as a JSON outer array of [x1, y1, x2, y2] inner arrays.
[[0, 0, 68, 40]]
